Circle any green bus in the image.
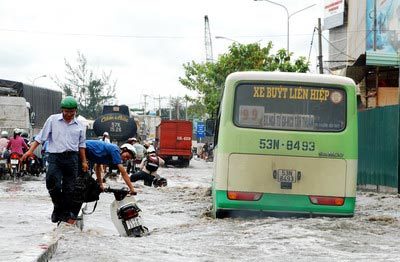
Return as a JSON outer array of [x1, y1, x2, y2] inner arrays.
[[212, 72, 358, 218]]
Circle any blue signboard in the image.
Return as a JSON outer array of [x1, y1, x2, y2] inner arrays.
[[197, 122, 205, 138]]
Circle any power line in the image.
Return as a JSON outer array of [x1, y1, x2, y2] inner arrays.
[[0, 27, 384, 40], [0, 28, 199, 39], [0, 28, 327, 39], [307, 27, 317, 63]]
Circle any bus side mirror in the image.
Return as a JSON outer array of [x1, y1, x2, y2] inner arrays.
[[206, 119, 215, 137]]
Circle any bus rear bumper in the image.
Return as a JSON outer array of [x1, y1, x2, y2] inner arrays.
[[212, 190, 356, 219]]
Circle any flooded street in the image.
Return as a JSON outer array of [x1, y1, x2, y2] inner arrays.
[[1, 159, 399, 261], [50, 159, 400, 262]]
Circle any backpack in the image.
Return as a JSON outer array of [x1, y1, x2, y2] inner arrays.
[[73, 172, 102, 204], [145, 155, 159, 172]]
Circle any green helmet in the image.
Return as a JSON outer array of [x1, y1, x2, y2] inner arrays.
[[61, 96, 78, 109]]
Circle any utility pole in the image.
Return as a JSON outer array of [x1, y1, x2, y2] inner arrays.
[[176, 98, 180, 120], [155, 95, 165, 117], [158, 95, 162, 117], [373, 0, 377, 51], [185, 99, 188, 120], [204, 15, 214, 62], [169, 95, 172, 120], [318, 18, 324, 74], [143, 94, 149, 116]]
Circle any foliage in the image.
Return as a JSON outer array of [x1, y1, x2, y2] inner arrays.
[[179, 42, 310, 117], [53, 51, 117, 119]]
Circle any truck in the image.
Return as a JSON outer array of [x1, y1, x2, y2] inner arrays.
[[0, 96, 30, 137], [0, 79, 62, 135], [93, 105, 137, 143], [155, 120, 193, 167]]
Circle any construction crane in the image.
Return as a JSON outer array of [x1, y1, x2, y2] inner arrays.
[[204, 15, 214, 63]]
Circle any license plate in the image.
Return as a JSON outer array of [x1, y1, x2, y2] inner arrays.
[[172, 156, 178, 161], [135, 164, 140, 168], [0, 159, 7, 164], [277, 169, 296, 183], [31, 160, 35, 164], [10, 159, 19, 165], [125, 217, 141, 230]]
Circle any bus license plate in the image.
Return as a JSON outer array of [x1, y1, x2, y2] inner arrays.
[[277, 169, 296, 183], [172, 156, 178, 161], [126, 217, 141, 230]]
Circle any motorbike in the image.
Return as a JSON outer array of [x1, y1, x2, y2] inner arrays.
[[25, 153, 42, 176], [9, 152, 23, 182], [104, 185, 149, 237], [0, 151, 10, 178]]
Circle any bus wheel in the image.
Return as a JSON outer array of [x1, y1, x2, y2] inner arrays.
[[215, 209, 229, 219]]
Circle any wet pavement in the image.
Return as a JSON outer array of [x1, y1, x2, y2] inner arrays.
[[0, 175, 60, 262]]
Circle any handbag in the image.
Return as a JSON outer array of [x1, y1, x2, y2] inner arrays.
[[73, 171, 102, 203]]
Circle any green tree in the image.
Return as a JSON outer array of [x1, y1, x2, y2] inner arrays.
[[179, 42, 310, 116], [53, 51, 117, 119]]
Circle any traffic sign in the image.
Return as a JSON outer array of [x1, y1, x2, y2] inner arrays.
[[197, 122, 205, 138]]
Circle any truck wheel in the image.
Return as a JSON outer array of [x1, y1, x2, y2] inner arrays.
[[182, 159, 190, 168]]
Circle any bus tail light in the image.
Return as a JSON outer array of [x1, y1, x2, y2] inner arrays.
[[227, 191, 262, 201], [309, 196, 345, 206]]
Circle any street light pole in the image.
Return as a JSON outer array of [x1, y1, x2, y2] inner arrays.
[[254, 0, 315, 53], [32, 74, 47, 85], [215, 36, 241, 44]]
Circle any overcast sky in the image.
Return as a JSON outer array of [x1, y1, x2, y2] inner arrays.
[[0, 0, 325, 112]]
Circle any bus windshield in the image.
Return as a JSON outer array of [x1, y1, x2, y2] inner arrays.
[[234, 83, 346, 132]]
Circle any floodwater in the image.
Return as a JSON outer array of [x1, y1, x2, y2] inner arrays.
[[1, 158, 399, 261]]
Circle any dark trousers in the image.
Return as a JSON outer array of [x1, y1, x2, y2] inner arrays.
[[130, 170, 154, 186], [46, 152, 79, 217]]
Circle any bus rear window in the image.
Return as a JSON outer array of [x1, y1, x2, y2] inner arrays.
[[233, 83, 346, 131]]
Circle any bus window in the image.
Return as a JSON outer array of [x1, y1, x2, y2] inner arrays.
[[234, 84, 346, 131]]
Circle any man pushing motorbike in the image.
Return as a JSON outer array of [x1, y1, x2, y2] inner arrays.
[[71, 140, 137, 217], [84, 140, 136, 194]]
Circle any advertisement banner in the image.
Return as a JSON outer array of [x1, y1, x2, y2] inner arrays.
[[366, 0, 400, 65]]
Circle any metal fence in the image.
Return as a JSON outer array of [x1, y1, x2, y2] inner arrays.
[[357, 105, 399, 193]]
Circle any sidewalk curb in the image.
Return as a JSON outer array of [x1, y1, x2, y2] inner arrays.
[[18, 230, 60, 262], [35, 222, 83, 261], [36, 238, 59, 262]]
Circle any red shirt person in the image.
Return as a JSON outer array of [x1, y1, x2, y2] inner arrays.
[[6, 128, 29, 155]]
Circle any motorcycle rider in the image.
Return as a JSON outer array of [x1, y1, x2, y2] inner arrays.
[[130, 145, 166, 187], [20, 130, 30, 153], [7, 128, 29, 155], [6, 128, 29, 172], [0, 131, 9, 158], [22, 96, 88, 223], [126, 137, 146, 174], [101, 132, 111, 143]]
